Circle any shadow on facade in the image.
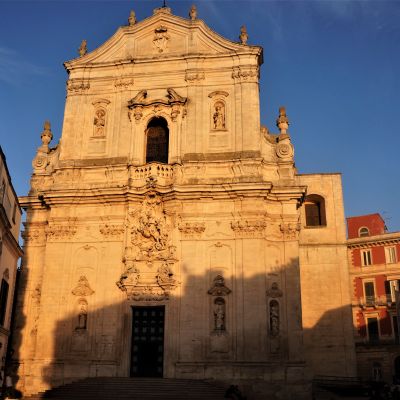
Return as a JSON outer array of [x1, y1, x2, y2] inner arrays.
[[8, 256, 362, 399]]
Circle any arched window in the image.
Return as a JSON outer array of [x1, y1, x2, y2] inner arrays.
[[359, 227, 370, 237], [145, 117, 169, 164], [304, 194, 326, 227]]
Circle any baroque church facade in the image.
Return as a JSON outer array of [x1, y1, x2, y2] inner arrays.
[[14, 6, 356, 398]]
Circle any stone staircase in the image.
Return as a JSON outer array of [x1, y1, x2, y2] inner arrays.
[[23, 377, 228, 399]]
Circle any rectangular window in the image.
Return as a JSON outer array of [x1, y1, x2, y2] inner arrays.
[[387, 280, 400, 303], [367, 317, 379, 344], [361, 249, 372, 266], [385, 247, 397, 264], [364, 281, 375, 305], [0, 279, 9, 327]]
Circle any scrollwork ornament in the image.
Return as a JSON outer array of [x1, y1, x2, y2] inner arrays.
[[276, 142, 293, 159]]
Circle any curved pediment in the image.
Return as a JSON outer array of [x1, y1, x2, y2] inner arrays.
[[64, 7, 262, 71]]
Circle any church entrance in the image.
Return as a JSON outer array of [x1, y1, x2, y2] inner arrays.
[[130, 306, 165, 377]]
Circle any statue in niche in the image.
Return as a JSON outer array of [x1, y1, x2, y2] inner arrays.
[[214, 297, 226, 331], [213, 101, 225, 129], [76, 299, 88, 330], [93, 109, 106, 136], [269, 300, 279, 337]]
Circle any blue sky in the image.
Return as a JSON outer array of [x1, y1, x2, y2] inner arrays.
[[1, 0, 399, 230]]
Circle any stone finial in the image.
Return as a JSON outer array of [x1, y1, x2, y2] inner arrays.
[[128, 10, 136, 26], [239, 25, 248, 45], [189, 4, 197, 20], [78, 40, 87, 57], [40, 120, 53, 151], [276, 106, 289, 134]]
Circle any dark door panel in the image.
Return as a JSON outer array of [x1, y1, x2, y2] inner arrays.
[[131, 306, 165, 377]]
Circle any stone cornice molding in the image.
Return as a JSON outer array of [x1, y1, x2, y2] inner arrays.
[[347, 233, 400, 249], [20, 183, 308, 209], [64, 11, 263, 71]]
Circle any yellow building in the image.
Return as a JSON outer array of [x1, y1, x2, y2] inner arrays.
[[13, 6, 355, 398]]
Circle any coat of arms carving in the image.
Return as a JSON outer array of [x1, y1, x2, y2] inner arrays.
[[153, 26, 170, 53]]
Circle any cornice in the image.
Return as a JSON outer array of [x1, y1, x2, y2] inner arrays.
[[347, 232, 400, 249], [64, 11, 262, 71], [20, 181, 307, 209]]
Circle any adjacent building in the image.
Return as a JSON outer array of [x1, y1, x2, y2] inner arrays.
[[347, 213, 400, 382], [0, 146, 23, 372], [13, 6, 356, 398]]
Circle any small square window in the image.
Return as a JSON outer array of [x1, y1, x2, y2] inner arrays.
[[361, 249, 372, 266]]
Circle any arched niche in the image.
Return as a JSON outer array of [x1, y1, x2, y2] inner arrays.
[[304, 194, 327, 227], [145, 117, 169, 164]]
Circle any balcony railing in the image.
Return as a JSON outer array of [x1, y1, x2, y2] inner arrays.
[[356, 296, 397, 308]]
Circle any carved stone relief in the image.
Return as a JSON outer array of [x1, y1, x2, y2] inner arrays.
[[99, 223, 124, 239], [266, 282, 283, 298], [46, 224, 77, 241], [185, 70, 205, 83], [71, 276, 95, 297], [22, 222, 47, 245], [126, 193, 172, 261], [231, 219, 266, 237], [153, 26, 170, 53], [178, 221, 205, 237], [280, 222, 301, 240], [208, 275, 231, 297], [128, 89, 187, 124], [117, 192, 179, 301], [66, 79, 90, 94], [232, 66, 259, 83], [114, 76, 134, 90]]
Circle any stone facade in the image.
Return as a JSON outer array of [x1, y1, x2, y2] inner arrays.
[[13, 6, 355, 398], [0, 146, 23, 374]]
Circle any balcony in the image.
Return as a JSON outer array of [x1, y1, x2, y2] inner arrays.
[[356, 295, 397, 309], [129, 163, 175, 188]]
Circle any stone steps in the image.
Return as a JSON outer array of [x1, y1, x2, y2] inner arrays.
[[23, 377, 228, 400]]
